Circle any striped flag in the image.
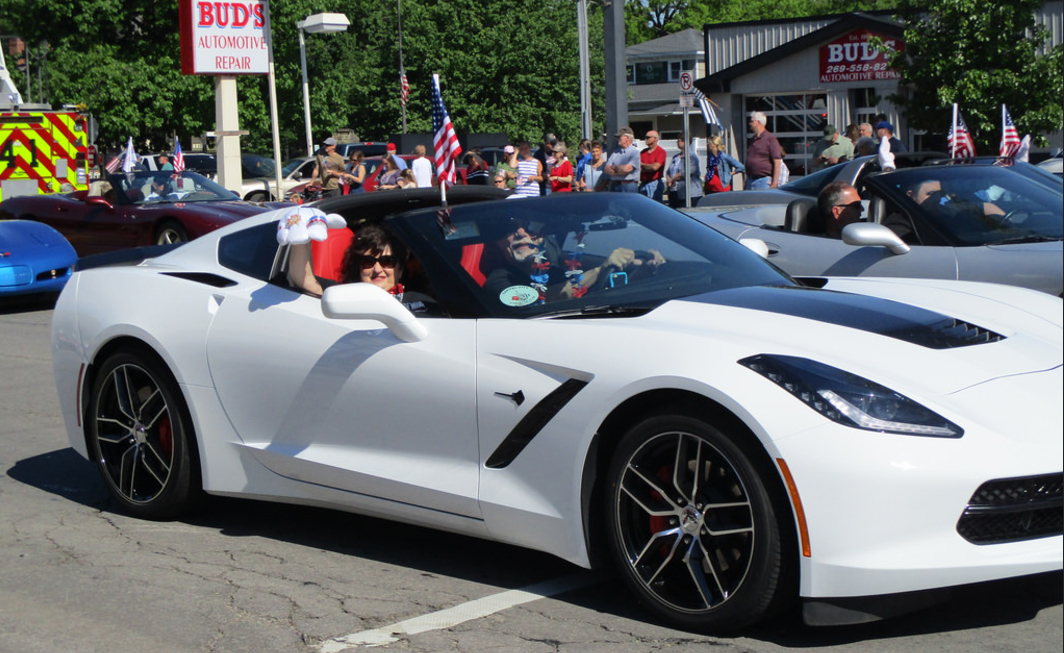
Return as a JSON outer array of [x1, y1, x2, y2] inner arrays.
[[693, 89, 720, 127], [999, 105, 1021, 158], [104, 154, 122, 173], [947, 105, 976, 159], [121, 136, 139, 172], [431, 74, 461, 188], [173, 138, 185, 173], [400, 70, 410, 107]]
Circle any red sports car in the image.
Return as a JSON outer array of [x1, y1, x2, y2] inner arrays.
[[0, 170, 290, 257]]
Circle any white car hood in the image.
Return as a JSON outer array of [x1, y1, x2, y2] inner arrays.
[[643, 281, 1061, 397]]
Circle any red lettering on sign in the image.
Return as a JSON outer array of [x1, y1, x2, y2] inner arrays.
[[197, 2, 214, 26], [197, 2, 265, 28]]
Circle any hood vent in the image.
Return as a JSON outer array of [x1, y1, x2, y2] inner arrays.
[[687, 285, 1005, 350]]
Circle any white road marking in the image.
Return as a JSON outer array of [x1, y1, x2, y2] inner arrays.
[[320, 572, 604, 651]]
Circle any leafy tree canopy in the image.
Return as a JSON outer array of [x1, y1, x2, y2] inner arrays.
[[625, 0, 895, 44], [3, 0, 1055, 156], [0, 0, 606, 155], [886, 0, 1063, 151]]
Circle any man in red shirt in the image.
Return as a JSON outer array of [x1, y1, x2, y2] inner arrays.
[[639, 130, 667, 202]]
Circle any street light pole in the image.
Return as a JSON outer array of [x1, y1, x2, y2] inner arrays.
[[297, 13, 351, 159], [577, 0, 592, 142], [298, 26, 312, 157]]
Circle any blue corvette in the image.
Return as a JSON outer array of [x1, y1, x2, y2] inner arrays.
[[0, 220, 77, 298]]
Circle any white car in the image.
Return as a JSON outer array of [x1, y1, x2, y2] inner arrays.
[[238, 154, 317, 202], [51, 189, 1062, 632]]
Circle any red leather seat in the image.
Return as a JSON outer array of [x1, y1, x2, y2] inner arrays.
[[460, 243, 486, 286], [311, 228, 354, 282]]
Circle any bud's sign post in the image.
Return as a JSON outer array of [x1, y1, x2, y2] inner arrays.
[[179, 1, 269, 74], [178, 0, 283, 197]]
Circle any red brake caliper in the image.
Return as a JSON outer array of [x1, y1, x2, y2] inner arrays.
[[648, 465, 672, 537], [158, 416, 173, 458]]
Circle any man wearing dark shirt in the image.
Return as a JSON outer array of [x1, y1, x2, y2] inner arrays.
[[483, 219, 662, 305], [875, 121, 907, 154], [745, 111, 783, 190]]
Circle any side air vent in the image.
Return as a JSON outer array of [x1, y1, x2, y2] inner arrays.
[[162, 272, 237, 288]]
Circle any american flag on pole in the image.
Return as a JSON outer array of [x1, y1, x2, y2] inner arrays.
[[400, 70, 410, 107], [693, 89, 720, 127], [173, 138, 185, 173], [948, 106, 976, 159], [999, 105, 1021, 158], [431, 74, 461, 188]]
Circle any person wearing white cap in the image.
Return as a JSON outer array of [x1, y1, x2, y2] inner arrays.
[[744, 111, 783, 190]]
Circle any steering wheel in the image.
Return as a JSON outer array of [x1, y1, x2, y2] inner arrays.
[[994, 208, 1028, 228], [587, 250, 659, 294]]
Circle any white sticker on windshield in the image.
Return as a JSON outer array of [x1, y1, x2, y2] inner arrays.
[[500, 285, 539, 307]]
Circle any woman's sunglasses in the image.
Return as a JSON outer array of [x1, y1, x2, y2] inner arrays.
[[357, 254, 399, 269]]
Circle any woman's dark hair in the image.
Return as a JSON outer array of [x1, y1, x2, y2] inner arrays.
[[339, 223, 407, 283]]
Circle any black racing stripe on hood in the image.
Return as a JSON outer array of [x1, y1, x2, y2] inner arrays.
[[684, 285, 1003, 349]]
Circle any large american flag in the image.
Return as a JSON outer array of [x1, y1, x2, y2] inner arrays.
[[999, 105, 1021, 158], [948, 109, 976, 159], [431, 74, 461, 188], [173, 138, 185, 173], [400, 69, 409, 107]]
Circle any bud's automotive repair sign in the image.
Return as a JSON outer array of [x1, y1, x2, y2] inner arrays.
[[819, 30, 903, 84], [179, 1, 270, 75]]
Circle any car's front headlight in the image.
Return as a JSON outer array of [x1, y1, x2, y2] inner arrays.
[[739, 354, 963, 438]]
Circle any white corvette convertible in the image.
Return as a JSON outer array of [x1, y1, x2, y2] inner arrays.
[[51, 188, 1062, 631]]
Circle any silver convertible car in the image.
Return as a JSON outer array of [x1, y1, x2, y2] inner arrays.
[[687, 159, 1063, 296]]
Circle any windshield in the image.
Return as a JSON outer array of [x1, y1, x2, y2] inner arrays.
[[779, 164, 841, 196], [241, 154, 277, 178], [107, 170, 239, 205], [873, 165, 1063, 245], [390, 193, 795, 318]]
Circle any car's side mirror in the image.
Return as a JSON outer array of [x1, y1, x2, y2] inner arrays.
[[321, 283, 427, 343], [739, 237, 770, 258], [292, 171, 302, 181], [842, 222, 910, 255]]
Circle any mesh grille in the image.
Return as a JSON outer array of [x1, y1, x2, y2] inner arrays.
[[957, 473, 1063, 544]]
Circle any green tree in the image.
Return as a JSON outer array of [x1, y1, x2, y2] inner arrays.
[[0, 0, 217, 152], [626, 0, 898, 44], [1, 0, 609, 157], [886, 0, 1063, 150], [625, 0, 687, 44]]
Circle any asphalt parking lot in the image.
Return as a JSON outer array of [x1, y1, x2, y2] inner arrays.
[[1, 301, 1061, 653]]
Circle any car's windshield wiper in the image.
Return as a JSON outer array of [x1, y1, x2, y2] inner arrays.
[[538, 304, 657, 319], [988, 234, 1062, 245]]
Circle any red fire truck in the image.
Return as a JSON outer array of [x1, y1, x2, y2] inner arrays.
[[0, 107, 95, 202]]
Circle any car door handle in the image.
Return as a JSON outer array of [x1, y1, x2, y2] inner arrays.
[[494, 390, 525, 406]]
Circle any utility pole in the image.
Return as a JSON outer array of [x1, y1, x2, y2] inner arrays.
[[603, 0, 627, 149]]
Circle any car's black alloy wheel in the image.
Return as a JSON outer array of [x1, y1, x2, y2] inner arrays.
[[89, 350, 198, 518], [605, 414, 787, 631]]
